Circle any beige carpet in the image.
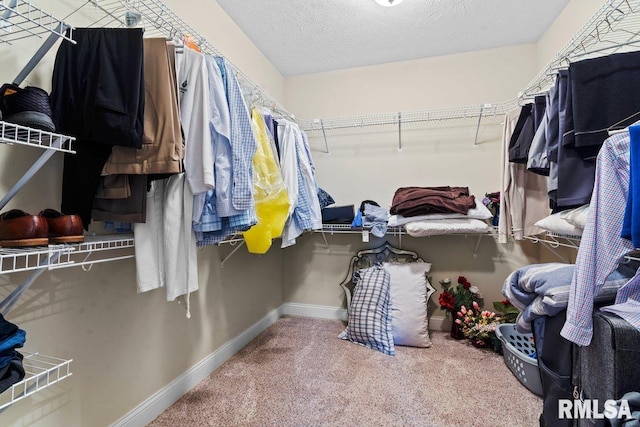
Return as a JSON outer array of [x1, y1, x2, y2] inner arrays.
[[148, 316, 542, 427]]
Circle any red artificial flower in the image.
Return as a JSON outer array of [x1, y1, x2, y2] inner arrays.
[[458, 276, 471, 289], [439, 291, 455, 311], [502, 299, 511, 306]]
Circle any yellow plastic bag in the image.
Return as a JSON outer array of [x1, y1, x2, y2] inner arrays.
[[243, 108, 290, 254]]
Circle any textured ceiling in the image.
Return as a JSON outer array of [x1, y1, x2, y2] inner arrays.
[[214, 0, 571, 77]]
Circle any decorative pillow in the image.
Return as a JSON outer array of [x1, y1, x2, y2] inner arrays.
[[339, 264, 395, 356], [383, 262, 434, 348], [534, 212, 583, 236], [559, 204, 589, 229], [387, 199, 492, 227], [404, 218, 490, 237]]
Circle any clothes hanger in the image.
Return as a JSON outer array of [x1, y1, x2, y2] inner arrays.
[[607, 110, 640, 136]]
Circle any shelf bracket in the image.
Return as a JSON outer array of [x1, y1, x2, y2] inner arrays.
[[13, 22, 70, 85], [0, 136, 62, 211], [398, 112, 402, 151], [320, 119, 330, 154], [472, 235, 482, 259], [473, 104, 490, 148], [321, 230, 330, 252], [539, 241, 571, 264], [0, 0, 17, 26], [220, 240, 245, 267], [0, 250, 61, 316]]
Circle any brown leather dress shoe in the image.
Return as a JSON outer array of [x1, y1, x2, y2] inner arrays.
[[39, 209, 84, 244], [0, 209, 49, 247]]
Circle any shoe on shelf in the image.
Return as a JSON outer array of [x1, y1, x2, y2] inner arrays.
[[0, 84, 55, 132], [0, 209, 49, 248], [39, 209, 84, 244]]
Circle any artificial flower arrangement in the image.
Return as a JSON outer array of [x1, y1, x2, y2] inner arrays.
[[438, 275, 483, 317], [456, 301, 501, 347]]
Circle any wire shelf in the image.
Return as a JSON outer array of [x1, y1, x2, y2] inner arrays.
[[521, 0, 640, 97], [0, 121, 75, 153], [298, 100, 518, 132], [0, 234, 135, 274], [318, 224, 405, 236], [0, 352, 72, 411], [523, 231, 582, 250], [48, 234, 135, 270], [0, 245, 74, 274], [0, 0, 75, 44], [82, 0, 292, 120]]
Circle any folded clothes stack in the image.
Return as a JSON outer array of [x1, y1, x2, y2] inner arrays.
[[0, 314, 26, 394], [390, 186, 477, 217]]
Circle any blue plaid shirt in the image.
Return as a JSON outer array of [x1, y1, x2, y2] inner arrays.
[[192, 56, 258, 247]]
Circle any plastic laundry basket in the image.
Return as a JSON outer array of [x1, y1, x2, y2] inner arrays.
[[495, 323, 543, 396]]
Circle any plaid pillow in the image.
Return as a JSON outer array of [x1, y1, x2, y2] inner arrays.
[[338, 264, 395, 355]]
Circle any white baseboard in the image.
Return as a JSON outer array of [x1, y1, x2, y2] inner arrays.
[[110, 307, 283, 427], [281, 302, 347, 321], [282, 302, 449, 331], [111, 303, 448, 427], [429, 315, 448, 331]]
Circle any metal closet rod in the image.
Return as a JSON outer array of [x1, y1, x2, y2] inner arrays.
[[298, 101, 518, 153], [520, 0, 640, 98], [87, 0, 294, 121]]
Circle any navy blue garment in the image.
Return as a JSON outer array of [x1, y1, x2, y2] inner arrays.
[[0, 351, 24, 394], [508, 104, 533, 163], [571, 50, 640, 160], [556, 68, 596, 210], [0, 349, 16, 370], [0, 314, 18, 340], [622, 124, 640, 247]]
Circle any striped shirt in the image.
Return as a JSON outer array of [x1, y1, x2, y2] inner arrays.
[[561, 131, 634, 346]]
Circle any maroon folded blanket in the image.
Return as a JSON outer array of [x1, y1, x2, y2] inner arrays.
[[390, 186, 476, 217]]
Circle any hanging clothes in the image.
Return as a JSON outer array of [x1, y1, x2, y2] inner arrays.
[[278, 120, 322, 248], [51, 28, 145, 229], [561, 130, 634, 346], [527, 91, 552, 176], [499, 107, 549, 243], [134, 173, 198, 318], [192, 55, 258, 247], [101, 38, 184, 176], [176, 47, 214, 199]]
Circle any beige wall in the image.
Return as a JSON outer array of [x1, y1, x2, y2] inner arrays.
[[0, 1, 285, 426], [0, 0, 593, 425], [281, 0, 592, 328], [283, 43, 543, 325], [286, 43, 537, 118]]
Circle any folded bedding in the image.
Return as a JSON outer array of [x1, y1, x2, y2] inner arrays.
[[502, 262, 632, 333], [404, 218, 490, 237]]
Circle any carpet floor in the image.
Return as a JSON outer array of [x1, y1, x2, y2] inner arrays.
[[148, 316, 542, 427]]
